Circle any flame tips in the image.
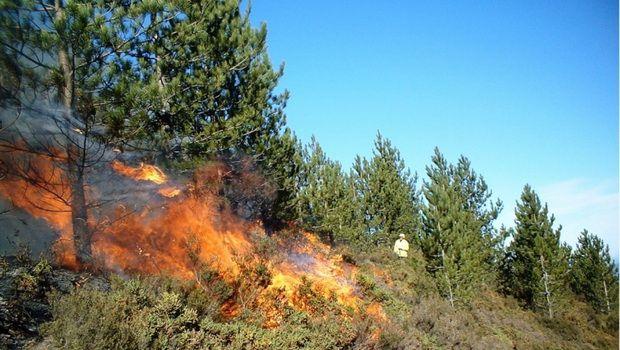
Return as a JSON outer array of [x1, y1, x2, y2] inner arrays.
[[111, 160, 168, 184], [158, 187, 181, 197]]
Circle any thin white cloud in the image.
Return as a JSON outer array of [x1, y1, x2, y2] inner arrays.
[[539, 178, 618, 253], [499, 178, 619, 257], [540, 179, 617, 217]]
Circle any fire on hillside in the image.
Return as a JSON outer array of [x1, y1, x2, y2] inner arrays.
[[0, 153, 384, 327]]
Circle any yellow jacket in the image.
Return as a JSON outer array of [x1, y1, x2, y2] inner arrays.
[[393, 238, 409, 258]]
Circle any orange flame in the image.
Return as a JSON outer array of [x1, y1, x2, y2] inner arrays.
[[111, 160, 168, 184], [111, 160, 181, 197], [94, 194, 252, 279], [0, 149, 77, 268], [268, 232, 359, 309], [366, 302, 387, 322], [366, 302, 387, 341], [1, 157, 363, 326], [157, 187, 181, 198]]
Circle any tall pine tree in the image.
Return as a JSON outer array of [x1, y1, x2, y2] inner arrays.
[[571, 230, 618, 314], [103, 0, 288, 161], [351, 133, 420, 246], [0, 0, 160, 264], [421, 148, 502, 305], [0, 0, 302, 243], [99, 0, 301, 226], [298, 137, 360, 244], [503, 185, 570, 318]]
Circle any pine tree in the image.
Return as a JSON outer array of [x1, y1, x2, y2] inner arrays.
[[0, 0, 156, 264], [421, 148, 501, 305], [571, 230, 619, 314], [100, 0, 299, 226], [253, 128, 303, 227], [103, 0, 288, 161], [0, 0, 300, 253], [452, 156, 504, 254], [298, 137, 360, 244], [503, 185, 570, 317], [351, 133, 420, 246]]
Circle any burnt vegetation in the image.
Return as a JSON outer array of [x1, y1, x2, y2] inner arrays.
[[0, 1, 618, 349]]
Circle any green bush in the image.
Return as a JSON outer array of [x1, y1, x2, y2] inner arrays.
[[33, 241, 618, 350], [0, 256, 8, 276], [356, 272, 390, 302], [13, 256, 53, 300], [42, 274, 362, 350]]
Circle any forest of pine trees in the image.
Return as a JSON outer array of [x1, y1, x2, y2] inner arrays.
[[300, 134, 618, 318], [0, 1, 617, 348]]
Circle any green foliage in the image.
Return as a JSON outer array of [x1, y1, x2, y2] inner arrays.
[[356, 273, 390, 302], [420, 148, 503, 305], [253, 128, 303, 226], [42, 275, 360, 350], [571, 230, 619, 315], [14, 256, 53, 300], [2, 1, 618, 348], [190, 268, 234, 318], [1, 0, 301, 229], [32, 256, 53, 277], [0, 256, 7, 276], [0, 0, 141, 119], [104, 0, 287, 155], [109, 0, 303, 226], [351, 132, 420, 245], [351, 247, 436, 310], [503, 185, 571, 318], [298, 133, 421, 248], [298, 137, 361, 244], [3, 239, 613, 350], [43, 278, 171, 349], [197, 311, 357, 350]]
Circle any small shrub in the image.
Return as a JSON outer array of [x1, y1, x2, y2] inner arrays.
[[14, 256, 52, 300], [0, 256, 8, 276], [15, 244, 32, 266], [356, 273, 390, 302], [32, 256, 52, 278]]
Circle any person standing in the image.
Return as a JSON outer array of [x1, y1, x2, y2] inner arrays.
[[393, 233, 409, 258]]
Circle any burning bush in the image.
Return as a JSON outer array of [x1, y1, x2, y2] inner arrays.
[[0, 153, 369, 328], [42, 275, 362, 350]]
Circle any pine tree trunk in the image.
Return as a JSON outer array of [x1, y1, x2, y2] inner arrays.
[[442, 248, 455, 308], [603, 279, 611, 314], [539, 255, 553, 319], [68, 160, 91, 264], [325, 201, 335, 245], [55, 0, 92, 266]]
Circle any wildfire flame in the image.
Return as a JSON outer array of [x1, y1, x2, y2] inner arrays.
[[158, 187, 181, 198], [366, 302, 388, 340], [1, 156, 364, 326], [111, 160, 180, 197], [268, 232, 359, 309], [111, 160, 168, 185], [96, 195, 252, 278], [0, 149, 78, 268]]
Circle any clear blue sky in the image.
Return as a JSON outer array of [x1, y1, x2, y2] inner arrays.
[[249, 1, 619, 255]]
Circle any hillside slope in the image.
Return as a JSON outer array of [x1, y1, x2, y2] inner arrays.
[[1, 234, 617, 350]]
